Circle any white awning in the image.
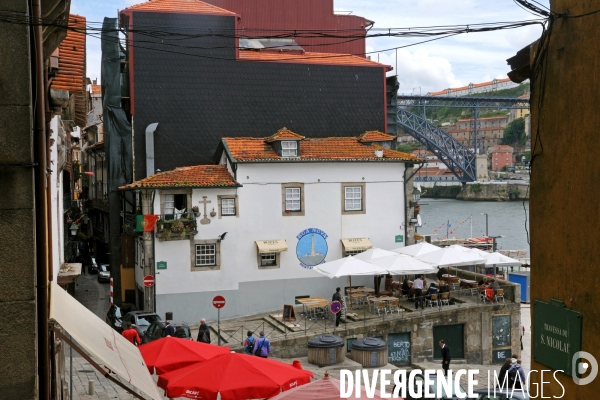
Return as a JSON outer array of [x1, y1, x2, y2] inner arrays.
[[256, 240, 288, 254], [49, 282, 163, 400], [341, 238, 373, 252]]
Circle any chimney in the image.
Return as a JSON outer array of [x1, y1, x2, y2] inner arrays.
[[145, 123, 159, 177]]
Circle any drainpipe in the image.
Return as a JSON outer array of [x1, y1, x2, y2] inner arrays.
[[31, 0, 50, 397]]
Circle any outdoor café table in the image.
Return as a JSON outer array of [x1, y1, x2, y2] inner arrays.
[[442, 274, 460, 283], [350, 287, 375, 293], [460, 279, 477, 288], [368, 296, 397, 313], [296, 297, 327, 318]]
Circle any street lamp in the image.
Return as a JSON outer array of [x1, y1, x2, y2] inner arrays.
[[480, 213, 488, 237], [489, 235, 505, 278], [70, 223, 79, 236]]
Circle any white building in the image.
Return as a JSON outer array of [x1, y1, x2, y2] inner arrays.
[[122, 129, 421, 321]]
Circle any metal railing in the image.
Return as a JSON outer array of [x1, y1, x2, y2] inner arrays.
[[156, 212, 198, 241]]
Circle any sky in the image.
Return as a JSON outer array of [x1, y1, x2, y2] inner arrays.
[[72, 0, 550, 93]]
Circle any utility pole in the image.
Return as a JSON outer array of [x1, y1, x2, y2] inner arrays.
[[481, 213, 488, 237]]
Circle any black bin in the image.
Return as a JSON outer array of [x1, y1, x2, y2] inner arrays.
[[351, 337, 388, 367], [307, 334, 345, 365]]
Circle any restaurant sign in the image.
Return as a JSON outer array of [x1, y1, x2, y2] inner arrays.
[[532, 298, 582, 376]]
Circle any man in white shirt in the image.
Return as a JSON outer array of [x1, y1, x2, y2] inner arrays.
[[413, 275, 424, 309]]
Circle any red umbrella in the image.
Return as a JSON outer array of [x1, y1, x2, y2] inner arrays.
[[157, 353, 314, 400], [268, 372, 394, 399], [139, 336, 230, 375]]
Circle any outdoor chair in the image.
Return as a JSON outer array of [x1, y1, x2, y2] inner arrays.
[[373, 300, 386, 316], [388, 299, 400, 314], [495, 289, 505, 303], [440, 293, 450, 306], [426, 294, 439, 308]]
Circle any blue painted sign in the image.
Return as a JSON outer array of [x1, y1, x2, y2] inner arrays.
[[296, 228, 328, 269]]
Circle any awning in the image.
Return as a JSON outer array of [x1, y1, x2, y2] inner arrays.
[[49, 281, 163, 400], [256, 240, 288, 254], [341, 238, 373, 252]]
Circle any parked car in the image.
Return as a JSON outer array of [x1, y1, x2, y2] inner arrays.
[[98, 264, 110, 283], [507, 166, 516, 173], [404, 373, 468, 400], [473, 388, 529, 399], [89, 257, 99, 274], [122, 311, 162, 336], [142, 321, 192, 344], [105, 303, 137, 333]]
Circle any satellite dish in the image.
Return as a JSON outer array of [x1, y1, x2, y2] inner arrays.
[[417, 214, 422, 227]]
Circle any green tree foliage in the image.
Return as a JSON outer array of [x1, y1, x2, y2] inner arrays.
[[502, 117, 526, 147], [396, 144, 415, 153]]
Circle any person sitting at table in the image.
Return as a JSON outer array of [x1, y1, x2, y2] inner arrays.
[[413, 275, 425, 309], [385, 274, 393, 291], [439, 281, 450, 294], [478, 276, 488, 286], [401, 278, 410, 297], [426, 283, 438, 300], [490, 279, 500, 292]]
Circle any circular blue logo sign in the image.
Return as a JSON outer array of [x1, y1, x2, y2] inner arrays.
[[296, 228, 328, 269]]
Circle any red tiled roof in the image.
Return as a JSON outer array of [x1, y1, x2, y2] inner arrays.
[[265, 128, 305, 142], [239, 50, 392, 70], [120, 165, 240, 189], [124, 0, 236, 15], [91, 84, 102, 95], [222, 132, 421, 162], [358, 131, 396, 142], [52, 15, 86, 127]]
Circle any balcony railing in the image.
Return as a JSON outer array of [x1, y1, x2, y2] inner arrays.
[[157, 212, 198, 241]]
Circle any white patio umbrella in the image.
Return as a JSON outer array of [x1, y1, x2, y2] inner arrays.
[[415, 247, 487, 268], [392, 242, 440, 257], [449, 244, 492, 260], [371, 253, 437, 275], [485, 252, 522, 278], [352, 248, 398, 262], [313, 256, 388, 307], [313, 256, 388, 278]]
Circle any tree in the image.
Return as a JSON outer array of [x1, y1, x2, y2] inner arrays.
[[502, 118, 526, 147], [396, 144, 414, 153]]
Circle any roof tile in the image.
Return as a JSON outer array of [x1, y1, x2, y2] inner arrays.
[[223, 131, 421, 162], [124, 0, 236, 15], [358, 130, 396, 142], [239, 50, 392, 70], [121, 164, 239, 189], [265, 127, 305, 142]]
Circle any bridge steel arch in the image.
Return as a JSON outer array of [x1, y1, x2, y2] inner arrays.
[[397, 108, 477, 182]]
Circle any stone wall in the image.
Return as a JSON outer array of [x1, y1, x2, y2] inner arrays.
[[266, 303, 521, 366], [457, 182, 529, 201]]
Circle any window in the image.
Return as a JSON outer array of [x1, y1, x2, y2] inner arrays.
[[218, 195, 239, 218], [344, 186, 362, 211], [260, 253, 277, 266], [341, 183, 366, 214], [344, 250, 365, 257], [286, 188, 301, 210], [160, 190, 191, 218], [281, 183, 304, 216], [196, 244, 216, 266], [281, 141, 298, 157], [191, 239, 221, 271]]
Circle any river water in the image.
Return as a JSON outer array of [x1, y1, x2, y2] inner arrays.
[[418, 199, 530, 256]]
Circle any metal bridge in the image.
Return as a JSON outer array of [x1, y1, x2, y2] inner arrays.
[[396, 96, 530, 182]]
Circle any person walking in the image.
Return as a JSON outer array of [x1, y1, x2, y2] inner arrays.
[[413, 275, 424, 309], [122, 322, 141, 346], [507, 359, 526, 389], [253, 331, 271, 358], [197, 318, 211, 343], [332, 287, 343, 327], [243, 331, 255, 354], [498, 358, 512, 386], [439, 340, 451, 376], [164, 320, 176, 337]]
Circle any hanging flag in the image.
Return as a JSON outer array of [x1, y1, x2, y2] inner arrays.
[[137, 214, 159, 232]]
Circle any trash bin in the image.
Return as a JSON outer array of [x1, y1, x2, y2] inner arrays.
[[351, 337, 388, 367], [307, 334, 345, 366]]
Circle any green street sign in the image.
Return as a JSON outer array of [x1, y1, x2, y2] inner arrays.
[[157, 261, 167, 270], [532, 299, 582, 376], [395, 235, 403, 243]]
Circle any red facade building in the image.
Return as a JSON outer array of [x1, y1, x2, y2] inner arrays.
[[203, 0, 371, 56], [489, 145, 514, 171]]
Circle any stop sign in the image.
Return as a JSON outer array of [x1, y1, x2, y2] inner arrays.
[[212, 295, 226, 309], [143, 275, 155, 287]]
